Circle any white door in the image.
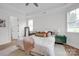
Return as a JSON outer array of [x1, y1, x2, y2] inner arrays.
[[9, 16, 19, 39]]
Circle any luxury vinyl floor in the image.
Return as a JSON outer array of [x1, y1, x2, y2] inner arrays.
[[0, 40, 16, 50], [0, 40, 79, 56]]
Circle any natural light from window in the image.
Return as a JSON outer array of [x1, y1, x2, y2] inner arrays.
[[28, 19, 33, 31], [67, 8, 79, 33]]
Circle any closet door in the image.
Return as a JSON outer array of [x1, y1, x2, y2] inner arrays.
[[9, 16, 18, 40]]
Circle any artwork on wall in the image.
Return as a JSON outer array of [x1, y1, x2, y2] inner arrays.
[[0, 19, 6, 27]]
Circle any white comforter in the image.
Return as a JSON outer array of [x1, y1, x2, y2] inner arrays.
[[31, 35, 55, 56]]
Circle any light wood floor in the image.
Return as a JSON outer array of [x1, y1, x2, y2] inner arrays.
[[0, 40, 16, 50], [0, 40, 79, 56]]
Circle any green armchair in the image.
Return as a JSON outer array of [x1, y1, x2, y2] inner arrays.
[[55, 35, 67, 44]]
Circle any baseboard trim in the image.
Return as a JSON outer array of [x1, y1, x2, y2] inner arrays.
[[0, 40, 11, 45]]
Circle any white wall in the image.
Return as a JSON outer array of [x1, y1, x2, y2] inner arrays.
[[26, 8, 66, 34], [0, 17, 11, 45], [33, 10, 66, 35], [67, 33, 79, 48], [0, 8, 26, 45]]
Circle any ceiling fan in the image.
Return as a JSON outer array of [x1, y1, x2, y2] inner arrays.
[[25, 3, 39, 7]]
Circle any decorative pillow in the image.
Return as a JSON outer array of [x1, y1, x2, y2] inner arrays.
[[47, 31, 56, 36], [35, 32, 48, 37]]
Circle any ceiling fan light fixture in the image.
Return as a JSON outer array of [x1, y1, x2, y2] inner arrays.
[[25, 3, 39, 7], [25, 3, 29, 6], [33, 3, 38, 7]]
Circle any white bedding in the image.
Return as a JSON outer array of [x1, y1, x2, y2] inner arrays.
[[31, 35, 55, 56]]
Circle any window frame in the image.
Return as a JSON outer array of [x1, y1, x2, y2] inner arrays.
[[67, 8, 79, 33], [28, 19, 33, 32]]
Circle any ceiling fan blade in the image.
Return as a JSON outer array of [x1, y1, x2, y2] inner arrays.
[[34, 3, 38, 7], [25, 3, 29, 6]]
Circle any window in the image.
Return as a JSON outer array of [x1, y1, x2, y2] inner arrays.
[[28, 19, 33, 31], [67, 8, 79, 33]]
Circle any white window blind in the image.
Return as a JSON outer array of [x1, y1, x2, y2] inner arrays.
[[67, 8, 79, 33]]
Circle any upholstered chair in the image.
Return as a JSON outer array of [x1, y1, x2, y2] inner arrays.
[[23, 37, 34, 55]]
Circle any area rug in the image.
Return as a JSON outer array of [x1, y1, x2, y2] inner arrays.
[[63, 44, 79, 56], [8, 49, 44, 56]]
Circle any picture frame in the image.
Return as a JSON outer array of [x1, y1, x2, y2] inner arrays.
[[0, 19, 6, 27]]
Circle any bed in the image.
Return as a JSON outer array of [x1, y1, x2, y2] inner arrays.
[[31, 35, 55, 56], [17, 35, 55, 56]]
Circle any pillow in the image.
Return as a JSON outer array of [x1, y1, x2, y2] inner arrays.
[[35, 32, 48, 37]]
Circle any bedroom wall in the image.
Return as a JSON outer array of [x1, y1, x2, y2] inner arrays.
[[25, 7, 66, 35], [0, 16, 11, 45], [0, 8, 26, 45], [33, 10, 66, 35]]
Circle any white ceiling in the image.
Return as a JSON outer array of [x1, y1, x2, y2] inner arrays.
[[0, 3, 75, 16]]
